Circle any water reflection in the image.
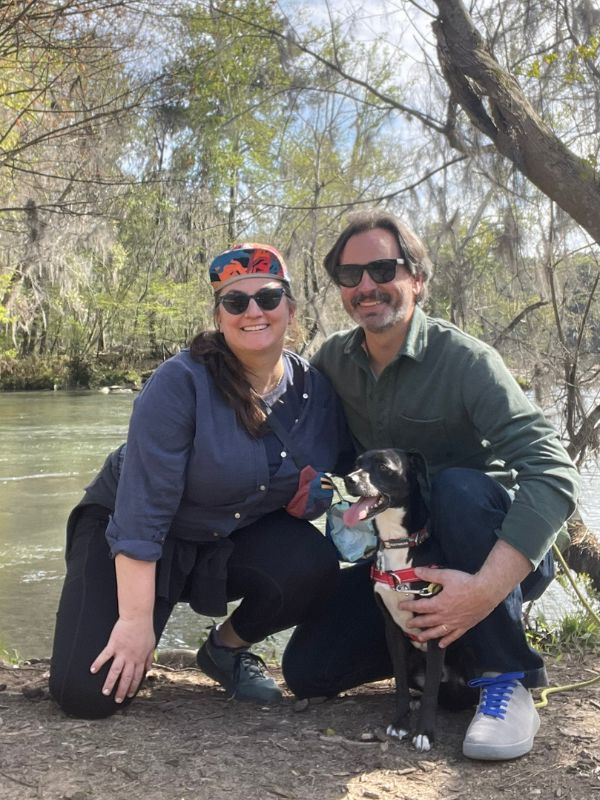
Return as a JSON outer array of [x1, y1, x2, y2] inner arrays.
[[0, 391, 289, 660]]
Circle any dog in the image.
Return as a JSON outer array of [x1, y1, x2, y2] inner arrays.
[[343, 448, 474, 751]]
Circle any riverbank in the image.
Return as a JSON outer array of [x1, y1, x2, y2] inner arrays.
[[1, 653, 598, 800], [0, 353, 536, 393], [0, 354, 159, 392]]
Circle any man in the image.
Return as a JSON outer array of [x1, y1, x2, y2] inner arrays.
[[282, 209, 579, 760]]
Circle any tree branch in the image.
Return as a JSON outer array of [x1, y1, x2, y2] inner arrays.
[[491, 300, 549, 349], [207, 4, 449, 136], [431, 0, 600, 244]]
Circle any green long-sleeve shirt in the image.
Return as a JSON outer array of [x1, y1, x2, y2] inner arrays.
[[312, 307, 579, 568]]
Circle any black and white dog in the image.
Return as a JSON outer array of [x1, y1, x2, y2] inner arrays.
[[343, 448, 474, 751]]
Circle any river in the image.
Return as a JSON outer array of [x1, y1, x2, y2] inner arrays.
[[1, 390, 599, 661]]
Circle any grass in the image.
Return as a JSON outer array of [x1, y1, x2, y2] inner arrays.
[[526, 570, 600, 656], [0, 646, 22, 665], [527, 611, 600, 655]]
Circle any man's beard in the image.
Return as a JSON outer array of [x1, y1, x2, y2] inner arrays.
[[348, 290, 411, 333]]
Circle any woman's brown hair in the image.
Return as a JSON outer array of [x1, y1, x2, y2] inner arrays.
[[189, 290, 296, 437]]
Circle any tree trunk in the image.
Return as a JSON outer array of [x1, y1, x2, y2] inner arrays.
[[431, 0, 600, 244], [566, 512, 600, 595]]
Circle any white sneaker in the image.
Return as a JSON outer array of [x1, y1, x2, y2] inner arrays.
[[462, 672, 540, 760]]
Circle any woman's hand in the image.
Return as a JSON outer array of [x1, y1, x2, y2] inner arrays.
[[90, 553, 157, 703], [91, 617, 156, 703]]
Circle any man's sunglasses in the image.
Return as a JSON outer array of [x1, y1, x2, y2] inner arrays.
[[217, 286, 288, 315], [332, 258, 405, 288]]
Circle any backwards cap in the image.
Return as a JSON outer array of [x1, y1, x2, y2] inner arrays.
[[209, 243, 290, 291]]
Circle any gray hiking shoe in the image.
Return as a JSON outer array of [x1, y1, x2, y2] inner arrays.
[[462, 671, 540, 760], [196, 633, 282, 704]]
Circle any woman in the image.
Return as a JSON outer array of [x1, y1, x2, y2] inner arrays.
[[49, 243, 352, 719]]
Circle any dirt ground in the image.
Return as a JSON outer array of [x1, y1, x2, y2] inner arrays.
[[0, 652, 599, 800]]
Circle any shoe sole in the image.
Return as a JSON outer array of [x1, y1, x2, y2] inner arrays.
[[463, 717, 541, 761]]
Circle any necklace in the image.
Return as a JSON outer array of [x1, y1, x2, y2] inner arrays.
[[256, 365, 285, 397]]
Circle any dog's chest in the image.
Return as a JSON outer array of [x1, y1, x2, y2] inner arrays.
[[373, 508, 427, 652]]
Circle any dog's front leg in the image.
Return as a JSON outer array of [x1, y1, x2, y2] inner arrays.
[[380, 603, 412, 740], [413, 639, 445, 752]]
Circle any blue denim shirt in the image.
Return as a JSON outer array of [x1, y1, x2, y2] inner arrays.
[[83, 349, 350, 561]]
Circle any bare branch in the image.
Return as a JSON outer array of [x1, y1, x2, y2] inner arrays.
[[237, 155, 466, 211], [491, 301, 549, 349], [208, 4, 449, 136]]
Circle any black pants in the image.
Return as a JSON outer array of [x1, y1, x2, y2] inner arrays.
[[282, 468, 554, 699], [49, 506, 339, 719]]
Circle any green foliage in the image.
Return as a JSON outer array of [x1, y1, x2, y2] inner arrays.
[[0, 274, 17, 358], [0, 356, 66, 390], [164, 0, 293, 206], [522, 32, 600, 85], [0, 646, 21, 665], [428, 218, 509, 335], [527, 611, 600, 655], [0, 353, 151, 391], [66, 355, 94, 389], [93, 367, 142, 389], [0, 0, 598, 433], [527, 571, 600, 655]]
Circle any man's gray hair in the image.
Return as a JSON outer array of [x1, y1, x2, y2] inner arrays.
[[323, 209, 434, 304]]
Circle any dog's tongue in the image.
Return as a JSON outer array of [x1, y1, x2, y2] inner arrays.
[[343, 497, 378, 527]]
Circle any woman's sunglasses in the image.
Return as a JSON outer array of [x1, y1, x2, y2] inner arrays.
[[332, 258, 405, 288], [217, 286, 288, 315]]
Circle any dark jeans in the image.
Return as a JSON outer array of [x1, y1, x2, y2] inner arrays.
[[282, 468, 554, 699], [49, 506, 339, 719]]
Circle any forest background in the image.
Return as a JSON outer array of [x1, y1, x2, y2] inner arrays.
[[1, 0, 599, 471]]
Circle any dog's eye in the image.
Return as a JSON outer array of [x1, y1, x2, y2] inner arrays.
[[378, 464, 393, 474]]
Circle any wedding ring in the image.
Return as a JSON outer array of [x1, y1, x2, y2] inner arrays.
[[441, 624, 448, 633]]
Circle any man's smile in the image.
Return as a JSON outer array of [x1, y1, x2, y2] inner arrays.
[[352, 291, 391, 308]]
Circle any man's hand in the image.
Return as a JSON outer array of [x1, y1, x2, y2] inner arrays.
[[91, 617, 156, 703], [398, 566, 498, 648], [398, 539, 533, 648]]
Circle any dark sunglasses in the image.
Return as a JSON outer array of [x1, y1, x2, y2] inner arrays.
[[217, 286, 288, 315], [332, 258, 405, 288]]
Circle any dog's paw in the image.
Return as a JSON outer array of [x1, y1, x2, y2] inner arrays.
[[386, 724, 410, 740], [412, 733, 432, 752]]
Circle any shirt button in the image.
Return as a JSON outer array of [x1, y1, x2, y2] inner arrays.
[[281, 451, 287, 458], [302, 393, 308, 399], [234, 512, 241, 519], [213, 532, 219, 538], [259, 485, 266, 491]]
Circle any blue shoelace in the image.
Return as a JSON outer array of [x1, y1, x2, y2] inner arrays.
[[467, 671, 525, 719]]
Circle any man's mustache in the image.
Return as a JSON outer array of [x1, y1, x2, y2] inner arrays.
[[351, 290, 391, 308]]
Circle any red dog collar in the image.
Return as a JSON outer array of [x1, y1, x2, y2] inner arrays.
[[371, 564, 441, 595]]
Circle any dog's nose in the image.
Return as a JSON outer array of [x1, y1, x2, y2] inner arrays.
[[344, 471, 360, 493]]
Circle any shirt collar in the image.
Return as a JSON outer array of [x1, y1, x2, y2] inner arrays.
[[343, 305, 428, 365]]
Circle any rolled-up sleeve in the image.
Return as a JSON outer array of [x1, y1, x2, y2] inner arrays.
[[105, 358, 197, 560]]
